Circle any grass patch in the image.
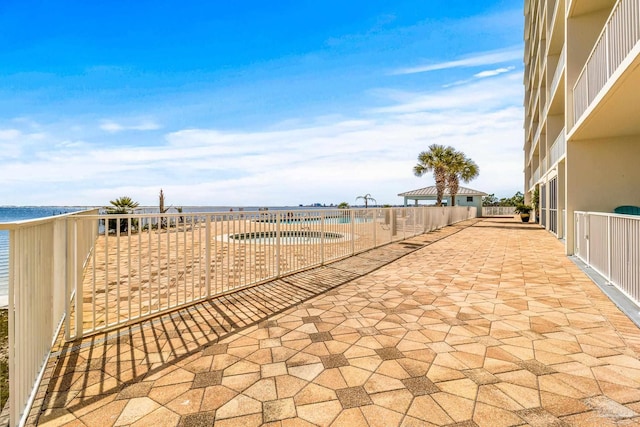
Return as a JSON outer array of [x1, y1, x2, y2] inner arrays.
[[0, 309, 7, 409]]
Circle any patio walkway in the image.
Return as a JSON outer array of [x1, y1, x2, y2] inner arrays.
[[32, 218, 640, 426]]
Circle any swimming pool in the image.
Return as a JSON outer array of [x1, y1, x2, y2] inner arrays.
[[219, 230, 349, 245]]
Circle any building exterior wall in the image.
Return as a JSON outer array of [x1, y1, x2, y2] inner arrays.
[[524, 0, 640, 254]]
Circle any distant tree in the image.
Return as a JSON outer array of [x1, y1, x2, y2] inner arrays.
[[498, 191, 525, 206], [105, 196, 139, 233], [355, 193, 377, 208], [337, 202, 350, 209], [482, 194, 499, 206], [446, 151, 479, 206], [414, 144, 456, 206]]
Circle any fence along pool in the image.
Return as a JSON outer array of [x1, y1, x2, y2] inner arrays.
[[69, 206, 476, 338], [1, 205, 476, 426]]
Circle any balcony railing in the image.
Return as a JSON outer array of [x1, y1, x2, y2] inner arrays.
[[574, 211, 640, 306], [482, 206, 517, 217], [549, 46, 566, 103], [0, 210, 99, 427], [1, 206, 476, 426], [549, 129, 566, 166], [572, 0, 640, 127]]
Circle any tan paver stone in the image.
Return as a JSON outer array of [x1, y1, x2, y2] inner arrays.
[[431, 392, 475, 422], [473, 402, 524, 427], [294, 382, 337, 405], [263, 398, 297, 422], [147, 382, 191, 405], [152, 368, 195, 387], [360, 404, 404, 427], [77, 399, 128, 427], [339, 365, 374, 387], [213, 413, 263, 427], [215, 394, 262, 420], [496, 382, 540, 409], [348, 355, 382, 372], [313, 368, 348, 390], [245, 348, 274, 365], [560, 411, 621, 426], [200, 385, 238, 411], [130, 406, 180, 427], [329, 407, 368, 427], [38, 408, 79, 427], [243, 378, 278, 401], [407, 395, 454, 425], [437, 378, 478, 401], [114, 397, 160, 426], [539, 391, 590, 417], [276, 375, 308, 398], [427, 364, 467, 382], [288, 362, 324, 382], [296, 400, 343, 426], [262, 362, 288, 378], [221, 372, 261, 392], [369, 388, 414, 414], [476, 384, 524, 411], [165, 388, 204, 415], [375, 360, 411, 379], [363, 373, 405, 394], [599, 380, 640, 404]]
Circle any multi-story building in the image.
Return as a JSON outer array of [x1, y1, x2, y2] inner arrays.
[[523, 0, 640, 254]]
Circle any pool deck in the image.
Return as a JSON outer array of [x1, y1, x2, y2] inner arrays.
[[31, 218, 640, 426]]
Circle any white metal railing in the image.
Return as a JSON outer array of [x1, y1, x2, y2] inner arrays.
[[541, 155, 548, 175], [574, 211, 640, 306], [63, 206, 476, 340], [572, 0, 640, 127], [0, 209, 98, 427], [533, 165, 541, 183], [528, 138, 538, 164], [550, 46, 566, 101], [482, 206, 517, 217], [549, 129, 566, 166], [1, 206, 473, 425]]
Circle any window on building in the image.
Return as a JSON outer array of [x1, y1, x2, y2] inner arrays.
[[466, 196, 473, 202]]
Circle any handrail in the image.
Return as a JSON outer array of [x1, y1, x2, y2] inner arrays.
[[2, 206, 477, 425], [572, 0, 640, 128], [574, 210, 640, 308]]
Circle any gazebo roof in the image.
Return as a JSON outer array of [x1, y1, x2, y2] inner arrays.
[[398, 185, 487, 197]]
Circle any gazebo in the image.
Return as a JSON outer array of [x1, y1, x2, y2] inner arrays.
[[398, 185, 486, 211]]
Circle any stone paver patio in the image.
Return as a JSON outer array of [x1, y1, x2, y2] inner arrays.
[[31, 218, 640, 426]]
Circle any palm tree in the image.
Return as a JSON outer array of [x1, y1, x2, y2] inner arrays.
[[105, 196, 139, 233], [413, 144, 456, 206], [355, 193, 377, 208], [446, 152, 479, 206]]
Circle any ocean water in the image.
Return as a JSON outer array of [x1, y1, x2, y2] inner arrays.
[[0, 205, 335, 296]]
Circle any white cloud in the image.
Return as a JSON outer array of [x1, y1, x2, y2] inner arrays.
[[0, 69, 524, 206], [392, 47, 522, 75], [473, 66, 515, 78], [99, 119, 161, 133]]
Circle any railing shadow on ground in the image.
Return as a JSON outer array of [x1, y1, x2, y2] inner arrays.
[[36, 241, 428, 423], [35, 220, 480, 424]]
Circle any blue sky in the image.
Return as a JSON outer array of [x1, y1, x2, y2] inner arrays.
[[0, 0, 524, 206]]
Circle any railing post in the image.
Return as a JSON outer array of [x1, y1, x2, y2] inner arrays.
[[276, 212, 281, 277], [8, 229, 16, 427], [350, 209, 355, 255], [205, 215, 211, 297], [586, 213, 591, 264], [607, 215, 612, 282], [372, 209, 377, 248], [64, 218, 71, 341], [320, 211, 325, 264], [73, 219, 83, 339]]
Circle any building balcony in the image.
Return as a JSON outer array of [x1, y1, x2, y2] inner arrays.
[[571, 0, 640, 139]]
